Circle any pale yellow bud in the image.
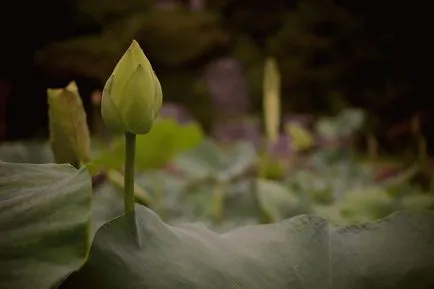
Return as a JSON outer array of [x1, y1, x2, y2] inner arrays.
[[101, 40, 163, 134]]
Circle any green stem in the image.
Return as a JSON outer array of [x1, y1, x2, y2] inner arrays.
[[124, 132, 136, 214], [212, 181, 225, 224]]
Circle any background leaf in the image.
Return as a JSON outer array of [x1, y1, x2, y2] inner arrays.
[[174, 140, 256, 181], [0, 142, 53, 163], [93, 118, 204, 171], [256, 179, 300, 222]]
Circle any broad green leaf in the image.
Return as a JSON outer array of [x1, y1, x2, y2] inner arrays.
[[174, 140, 256, 181], [337, 108, 364, 137], [0, 142, 53, 163], [174, 140, 223, 179], [380, 163, 420, 189], [135, 170, 190, 221], [0, 161, 93, 289], [313, 187, 396, 225], [136, 172, 259, 229], [222, 142, 257, 181], [93, 118, 204, 171], [286, 152, 375, 204], [47, 81, 91, 167], [316, 119, 339, 140], [213, 180, 261, 230], [315, 108, 365, 140], [256, 179, 300, 222], [400, 194, 434, 211], [338, 187, 395, 223], [61, 206, 434, 289], [285, 123, 314, 151], [312, 204, 347, 225]]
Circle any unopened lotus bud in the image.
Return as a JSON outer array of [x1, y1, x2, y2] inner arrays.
[[47, 81, 91, 167], [101, 40, 163, 134], [263, 57, 281, 144]]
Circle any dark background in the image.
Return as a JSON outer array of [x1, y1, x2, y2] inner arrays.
[[0, 0, 431, 153]]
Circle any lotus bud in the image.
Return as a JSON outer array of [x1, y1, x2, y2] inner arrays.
[[101, 40, 163, 134], [263, 57, 281, 144], [47, 81, 91, 168]]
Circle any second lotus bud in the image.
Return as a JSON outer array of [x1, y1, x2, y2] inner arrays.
[[101, 40, 163, 135]]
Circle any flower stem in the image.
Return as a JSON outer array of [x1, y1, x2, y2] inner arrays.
[[124, 132, 136, 214], [211, 181, 225, 224]]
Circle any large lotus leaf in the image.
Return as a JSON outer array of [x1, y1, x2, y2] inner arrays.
[[61, 205, 434, 289], [0, 161, 93, 289]]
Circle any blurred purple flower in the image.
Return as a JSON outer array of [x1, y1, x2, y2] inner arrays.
[[267, 134, 294, 158], [204, 57, 248, 118]]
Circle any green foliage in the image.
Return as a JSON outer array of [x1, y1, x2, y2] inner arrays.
[[75, 0, 152, 27], [174, 140, 256, 182], [164, 140, 260, 225], [265, 1, 354, 113], [2, 158, 434, 288], [0, 161, 93, 289], [1, 58, 434, 288], [30, 0, 426, 140], [135, 9, 229, 67], [256, 178, 300, 222], [0, 142, 53, 163], [35, 9, 229, 80], [93, 118, 204, 171], [315, 108, 365, 141], [131, 142, 433, 227], [400, 194, 434, 211], [232, 35, 265, 111], [158, 72, 214, 129], [1, 106, 431, 229], [34, 16, 142, 81], [35, 9, 224, 128]]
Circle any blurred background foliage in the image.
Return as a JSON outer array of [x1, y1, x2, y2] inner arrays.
[[0, 0, 430, 148], [0, 0, 432, 229]]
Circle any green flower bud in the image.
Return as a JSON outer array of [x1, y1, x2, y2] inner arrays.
[[101, 40, 163, 134], [47, 81, 91, 167]]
